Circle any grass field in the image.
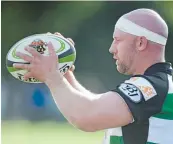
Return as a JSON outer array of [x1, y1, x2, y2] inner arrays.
[[2, 121, 104, 144]]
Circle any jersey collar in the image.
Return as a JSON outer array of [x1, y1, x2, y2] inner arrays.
[[144, 62, 173, 75]]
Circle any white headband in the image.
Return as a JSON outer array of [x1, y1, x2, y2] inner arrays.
[[114, 17, 167, 45]]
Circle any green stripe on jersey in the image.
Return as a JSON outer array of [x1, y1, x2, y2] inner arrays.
[[110, 136, 157, 144], [110, 136, 124, 144], [153, 93, 173, 120]]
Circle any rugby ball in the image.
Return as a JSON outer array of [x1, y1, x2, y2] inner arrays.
[[6, 33, 76, 83]]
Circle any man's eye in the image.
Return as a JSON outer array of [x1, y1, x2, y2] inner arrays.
[[113, 39, 119, 43], [116, 38, 120, 41], [113, 37, 120, 42]]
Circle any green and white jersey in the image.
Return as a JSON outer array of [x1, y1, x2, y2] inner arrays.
[[103, 63, 173, 144]]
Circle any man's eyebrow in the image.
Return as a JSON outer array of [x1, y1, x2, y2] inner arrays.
[[113, 36, 119, 40]]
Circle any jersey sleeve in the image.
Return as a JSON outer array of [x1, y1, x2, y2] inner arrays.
[[112, 74, 168, 123]]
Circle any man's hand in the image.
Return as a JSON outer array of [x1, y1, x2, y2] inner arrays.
[[13, 42, 61, 82], [54, 32, 75, 46], [52, 32, 76, 81]]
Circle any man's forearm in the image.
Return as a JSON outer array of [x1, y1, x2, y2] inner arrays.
[[45, 72, 98, 129], [64, 71, 93, 95]]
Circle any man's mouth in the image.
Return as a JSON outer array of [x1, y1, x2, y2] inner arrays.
[[116, 60, 119, 65], [113, 56, 118, 60]]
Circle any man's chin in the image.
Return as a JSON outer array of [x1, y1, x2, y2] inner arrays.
[[116, 65, 123, 73], [116, 65, 129, 75]]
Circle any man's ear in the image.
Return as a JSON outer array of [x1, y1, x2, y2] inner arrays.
[[136, 36, 148, 51]]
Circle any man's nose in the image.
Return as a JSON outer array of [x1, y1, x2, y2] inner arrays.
[[109, 43, 117, 54], [109, 43, 114, 53]]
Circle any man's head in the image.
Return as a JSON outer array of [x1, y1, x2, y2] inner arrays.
[[109, 8, 168, 75]]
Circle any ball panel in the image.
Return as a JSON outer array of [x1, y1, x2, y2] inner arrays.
[[7, 34, 72, 63], [6, 59, 29, 67], [7, 67, 41, 83], [7, 61, 75, 83], [59, 61, 74, 74], [58, 47, 76, 59], [10, 70, 41, 83]]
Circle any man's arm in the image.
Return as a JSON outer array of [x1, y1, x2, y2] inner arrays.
[[64, 70, 96, 96], [46, 71, 133, 132]]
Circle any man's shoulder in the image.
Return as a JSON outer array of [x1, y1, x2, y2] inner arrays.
[[123, 76, 158, 101], [117, 72, 169, 103]]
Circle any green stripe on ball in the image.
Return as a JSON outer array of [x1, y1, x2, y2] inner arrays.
[[7, 53, 75, 73], [59, 53, 76, 63], [7, 67, 21, 72]]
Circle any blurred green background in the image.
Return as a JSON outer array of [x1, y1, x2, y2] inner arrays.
[[1, 1, 173, 144]]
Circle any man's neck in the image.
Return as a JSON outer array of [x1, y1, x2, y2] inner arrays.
[[132, 58, 165, 75]]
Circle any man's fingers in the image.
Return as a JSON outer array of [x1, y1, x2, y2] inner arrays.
[[54, 32, 75, 46], [47, 32, 52, 34], [13, 63, 31, 71], [54, 32, 64, 37], [67, 38, 75, 46], [24, 72, 33, 80], [47, 42, 56, 57], [70, 65, 75, 72], [16, 52, 33, 62], [25, 46, 41, 58]]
